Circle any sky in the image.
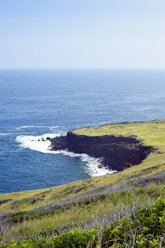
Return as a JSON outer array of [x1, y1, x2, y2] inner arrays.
[[0, 0, 165, 69]]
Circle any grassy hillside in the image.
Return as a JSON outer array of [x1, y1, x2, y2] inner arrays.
[[0, 120, 165, 247], [73, 119, 165, 174]]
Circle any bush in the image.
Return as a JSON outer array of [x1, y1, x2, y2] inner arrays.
[[1, 197, 165, 248]]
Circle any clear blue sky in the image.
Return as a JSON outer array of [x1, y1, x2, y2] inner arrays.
[[0, 0, 165, 69]]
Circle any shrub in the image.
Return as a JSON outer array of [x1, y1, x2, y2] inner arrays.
[[1, 197, 164, 248]]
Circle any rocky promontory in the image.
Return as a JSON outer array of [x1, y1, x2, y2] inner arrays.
[[48, 131, 154, 171]]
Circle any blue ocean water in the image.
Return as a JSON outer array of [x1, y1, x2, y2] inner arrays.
[[0, 69, 165, 193]]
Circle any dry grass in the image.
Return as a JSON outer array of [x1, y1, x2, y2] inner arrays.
[[0, 120, 165, 244]]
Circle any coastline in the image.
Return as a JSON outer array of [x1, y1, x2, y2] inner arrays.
[[1, 119, 165, 247], [48, 122, 154, 172], [16, 133, 113, 178]]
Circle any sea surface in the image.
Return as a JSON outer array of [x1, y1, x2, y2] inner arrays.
[[0, 69, 165, 193]]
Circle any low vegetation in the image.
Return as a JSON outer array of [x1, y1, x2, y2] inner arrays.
[[0, 197, 165, 247], [0, 120, 165, 247]]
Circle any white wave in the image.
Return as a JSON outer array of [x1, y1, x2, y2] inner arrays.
[[0, 133, 12, 136], [16, 125, 61, 131], [48, 126, 61, 131], [16, 125, 37, 130], [16, 134, 116, 177], [16, 133, 59, 153]]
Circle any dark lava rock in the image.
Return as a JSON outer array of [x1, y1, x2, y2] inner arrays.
[[47, 136, 68, 150], [48, 132, 154, 172]]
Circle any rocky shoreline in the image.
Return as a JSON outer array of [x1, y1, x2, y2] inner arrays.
[[48, 131, 154, 171]]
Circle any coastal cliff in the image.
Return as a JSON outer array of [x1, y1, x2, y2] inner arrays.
[[49, 131, 153, 171], [1, 120, 165, 247]]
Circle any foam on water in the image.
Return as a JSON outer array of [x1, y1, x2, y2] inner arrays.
[[16, 134, 59, 153], [16, 125, 61, 131], [16, 126, 37, 130], [0, 133, 12, 136], [16, 134, 116, 177]]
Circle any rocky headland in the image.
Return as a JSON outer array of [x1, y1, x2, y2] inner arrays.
[[48, 131, 154, 171]]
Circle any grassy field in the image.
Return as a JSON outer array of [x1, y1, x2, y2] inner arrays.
[[73, 119, 165, 147], [0, 120, 165, 247]]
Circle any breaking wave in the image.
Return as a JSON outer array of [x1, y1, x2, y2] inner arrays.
[[16, 134, 116, 177], [16, 125, 61, 131], [0, 133, 12, 136]]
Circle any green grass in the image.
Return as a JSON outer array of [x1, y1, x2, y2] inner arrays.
[[1, 197, 165, 247], [73, 119, 165, 151], [0, 120, 165, 246], [1, 183, 165, 244], [72, 120, 165, 178]]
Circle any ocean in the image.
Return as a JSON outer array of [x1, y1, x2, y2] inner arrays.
[[0, 69, 165, 193]]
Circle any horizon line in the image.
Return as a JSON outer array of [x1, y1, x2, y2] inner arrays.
[[0, 67, 165, 70]]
